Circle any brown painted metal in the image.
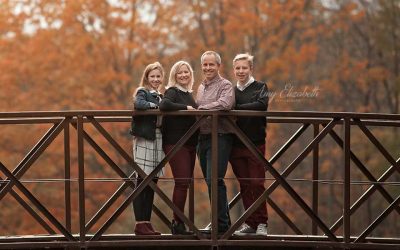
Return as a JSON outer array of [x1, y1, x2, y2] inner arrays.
[[355, 195, 400, 242], [267, 198, 303, 234], [267, 123, 311, 167], [0, 121, 65, 200], [221, 119, 339, 240], [330, 157, 400, 232], [0, 109, 399, 120], [0, 110, 399, 249], [324, 126, 400, 241], [0, 118, 64, 124], [86, 114, 204, 231], [64, 120, 71, 232], [343, 118, 351, 243], [328, 128, 400, 215], [0, 119, 71, 237], [329, 120, 400, 232], [89, 116, 206, 240], [70, 120, 151, 233], [88, 115, 206, 237], [356, 119, 400, 168], [0, 176, 56, 234], [312, 124, 319, 235], [218, 239, 400, 249], [189, 180, 195, 224], [71, 121, 136, 232], [211, 114, 218, 243], [227, 123, 310, 213], [77, 115, 86, 243], [153, 205, 172, 228], [0, 162, 75, 241]]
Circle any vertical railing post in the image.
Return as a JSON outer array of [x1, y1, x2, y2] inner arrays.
[[189, 111, 197, 223], [77, 115, 85, 243], [64, 117, 71, 232], [211, 114, 218, 242], [343, 117, 351, 243], [312, 123, 319, 235], [189, 180, 194, 224]]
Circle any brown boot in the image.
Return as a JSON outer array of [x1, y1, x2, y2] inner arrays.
[[145, 222, 161, 235], [135, 222, 159, 235]]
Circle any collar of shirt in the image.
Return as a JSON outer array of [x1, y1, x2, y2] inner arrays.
[[149, 89, 162, 101], [202, 74, 222, 87], [174, 84, 192, 93], [236, 76, 255, 91]]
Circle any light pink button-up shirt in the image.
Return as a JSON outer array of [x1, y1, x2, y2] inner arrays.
[[196, 74, 235, 134]]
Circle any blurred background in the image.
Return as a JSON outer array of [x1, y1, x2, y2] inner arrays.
[[0, 0, 399, 238]]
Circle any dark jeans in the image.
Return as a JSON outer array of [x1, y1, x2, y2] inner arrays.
[[133, 177, 158, 221], [197, 133, 233, 232], [163, 144, 196, 223], [230, 144, 268, 229]]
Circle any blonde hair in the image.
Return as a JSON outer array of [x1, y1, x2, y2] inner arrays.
[[138, 61, 164, 90], [233, 53, 254, 69], [132, 62, 164, 102], [166, 61, 194, 91]]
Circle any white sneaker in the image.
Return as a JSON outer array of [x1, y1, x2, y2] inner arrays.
[[234, 223, 256, 236], [199, 225, 211, 234], [256, 223, 268, 236]]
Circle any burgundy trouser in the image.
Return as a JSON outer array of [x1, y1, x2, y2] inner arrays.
[[230, 144, 268, 229], [163, 144, 196, 223]]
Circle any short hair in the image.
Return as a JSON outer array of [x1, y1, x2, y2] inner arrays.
[[139, 61, 164, 90], [233, 53, 254, 69], [166, 60, 194, 91], [201, 51, 222, 65]]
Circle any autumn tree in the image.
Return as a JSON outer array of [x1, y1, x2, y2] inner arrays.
[[0, 0, 398, 236]]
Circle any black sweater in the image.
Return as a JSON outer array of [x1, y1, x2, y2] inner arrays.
[[159, 87, 199, 146], [234, 80, 269, 147]]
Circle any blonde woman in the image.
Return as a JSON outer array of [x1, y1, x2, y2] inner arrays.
[[130, 62, 165, 235], [159, 61, 198, 235]]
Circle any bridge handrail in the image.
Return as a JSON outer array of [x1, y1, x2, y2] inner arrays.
[[0, 110, 399, 249]]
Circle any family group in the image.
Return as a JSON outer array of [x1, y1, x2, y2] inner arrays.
[[130, 51, 269, 236]]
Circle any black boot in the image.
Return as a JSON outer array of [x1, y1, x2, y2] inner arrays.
[[171, 220, 192, 235]]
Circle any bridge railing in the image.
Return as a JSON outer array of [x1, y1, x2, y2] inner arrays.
[[0, 110, 399, 249]]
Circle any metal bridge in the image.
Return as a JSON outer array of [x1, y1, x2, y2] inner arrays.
[[0, 110, 399, 249]]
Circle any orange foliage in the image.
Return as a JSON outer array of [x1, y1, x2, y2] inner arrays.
[[0, 0, 399, 237]]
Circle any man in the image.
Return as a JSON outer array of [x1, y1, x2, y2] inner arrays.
[[196, 51, 235, 234], [230, 53, 269, 236]]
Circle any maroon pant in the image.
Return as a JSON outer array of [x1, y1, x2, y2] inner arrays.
[[230, 144, 268, 229], [163, 144, 196, 223]]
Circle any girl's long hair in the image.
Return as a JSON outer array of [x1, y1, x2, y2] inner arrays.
[[133, 62, 164, 101]]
